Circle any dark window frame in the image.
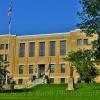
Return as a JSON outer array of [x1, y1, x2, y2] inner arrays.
[[0, 44, 4, 50], [0, 55, 3, 60], [29, 42, 35, 57], [19, 65, 24, 74], [60, 78, 65, 84], [50, 78, 54, 84], [39, 42, 45, 56], [60, 40, 66, 56], [29, 65, 34, 74], [50, 41, 55, 56], [5, 44, 8, 49], [50, 64, 55, 73], [61, 64, 66, 73], [19, 43, 25, 57], [77, 39, 82, 46], [18, 79, 23, 84], [5, 54, 8, 61], [83, 39, 88, 46]]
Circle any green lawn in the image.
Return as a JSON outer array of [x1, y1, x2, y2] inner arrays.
[[0, 83, 100, 100]]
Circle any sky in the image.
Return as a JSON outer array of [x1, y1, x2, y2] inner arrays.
[[0, 0, 82, 35]]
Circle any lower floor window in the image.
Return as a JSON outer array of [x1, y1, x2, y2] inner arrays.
[[60, 78, 65, 84], [18, 79, 23, 84], [50, 78, 54, 84], [49, 64, 55, 73], [29, 65, 34, 74], [19, 65, 24, 74]]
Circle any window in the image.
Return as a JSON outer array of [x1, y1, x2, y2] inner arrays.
[[19, 65, 24, 74], [50, 41, 55, 56], [60, 40, 66, 56], [19, 43, 25, 57], [18, 79, 23, 84], [84, 39, 88, 45], [29, 65, 33, 74], [0, 44, 4, 50], [5, 44, 8, 49], [61, 64, 66, 73], [60, 78, 65, 84], [0, 55, 3, 60], [77, 39, 82, 46], [50, 78, 54, 84], [39, 42, 45, 56], [29, 42, 35, 57], [50, 64, 55, 73], [5, 54, 8, 61]]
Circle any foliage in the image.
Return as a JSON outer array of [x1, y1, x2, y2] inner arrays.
[[66, 49, 99, 83], [77, 0, 100, 61], [0, 56, 9, 85], [92, 39, 100, 62], [77, 0, 100, 34]]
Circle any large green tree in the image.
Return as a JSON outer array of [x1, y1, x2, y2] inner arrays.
[[77, 0, 100, 61], [66, 49, 99, 83], [0, 56, 9, 85]]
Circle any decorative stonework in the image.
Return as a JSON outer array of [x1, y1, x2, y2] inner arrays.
[[67, 77, 74, 91]]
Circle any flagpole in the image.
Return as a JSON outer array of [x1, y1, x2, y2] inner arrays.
[[8, 0, 12, 35], [5, 0, 12, 85]]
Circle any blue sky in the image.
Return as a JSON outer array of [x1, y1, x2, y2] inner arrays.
[[0, 0, 81, 35]]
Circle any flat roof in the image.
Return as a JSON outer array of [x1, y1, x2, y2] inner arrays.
[[17, 29, 80, 38], [0, 29, 80, 37]]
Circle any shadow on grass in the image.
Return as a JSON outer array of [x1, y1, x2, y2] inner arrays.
[[0, 88, 34, 93]]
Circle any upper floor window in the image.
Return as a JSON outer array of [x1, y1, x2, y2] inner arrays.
[[29, 65, 34, 74], [0, 44, 4, 50], [60, 40, 66, 56], [77, 39, 82, 46], [39, 42, 45, 56], [83, 39, 88, 45], [5, 44, 8, 49], [19, 65, 24, 74], [61, 64, 66, 73], [50, 41, 55, 56], [29, 42, 35, 57], [19, 43, 25, 57], [50, 64, 55, 73]]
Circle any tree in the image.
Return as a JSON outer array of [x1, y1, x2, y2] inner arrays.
[[66, 49, 99, 83], [77, 0, 100, 61], [0, 56, 9, 85]]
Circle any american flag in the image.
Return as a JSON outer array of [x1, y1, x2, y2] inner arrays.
[[8, 0, 12, 24], [8, 6, 12, 17]]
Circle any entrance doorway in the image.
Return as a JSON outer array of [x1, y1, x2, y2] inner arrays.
[[38, 64, 45, 78]]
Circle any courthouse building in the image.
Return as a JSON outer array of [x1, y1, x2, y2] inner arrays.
[[0, 29, 99, 84]]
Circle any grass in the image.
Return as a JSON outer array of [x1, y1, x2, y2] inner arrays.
[[0, 83, 100, 100]]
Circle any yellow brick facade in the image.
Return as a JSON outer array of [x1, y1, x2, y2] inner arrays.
[[0, 29, 100, 84]]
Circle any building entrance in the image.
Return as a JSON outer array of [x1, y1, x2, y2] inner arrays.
[[38, 64, 45, 78]]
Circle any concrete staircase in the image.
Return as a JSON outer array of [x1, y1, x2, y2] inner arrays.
[[14, 78, 45, 89], [32, 78, 44, 84], [28, 78, 45, 88]]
